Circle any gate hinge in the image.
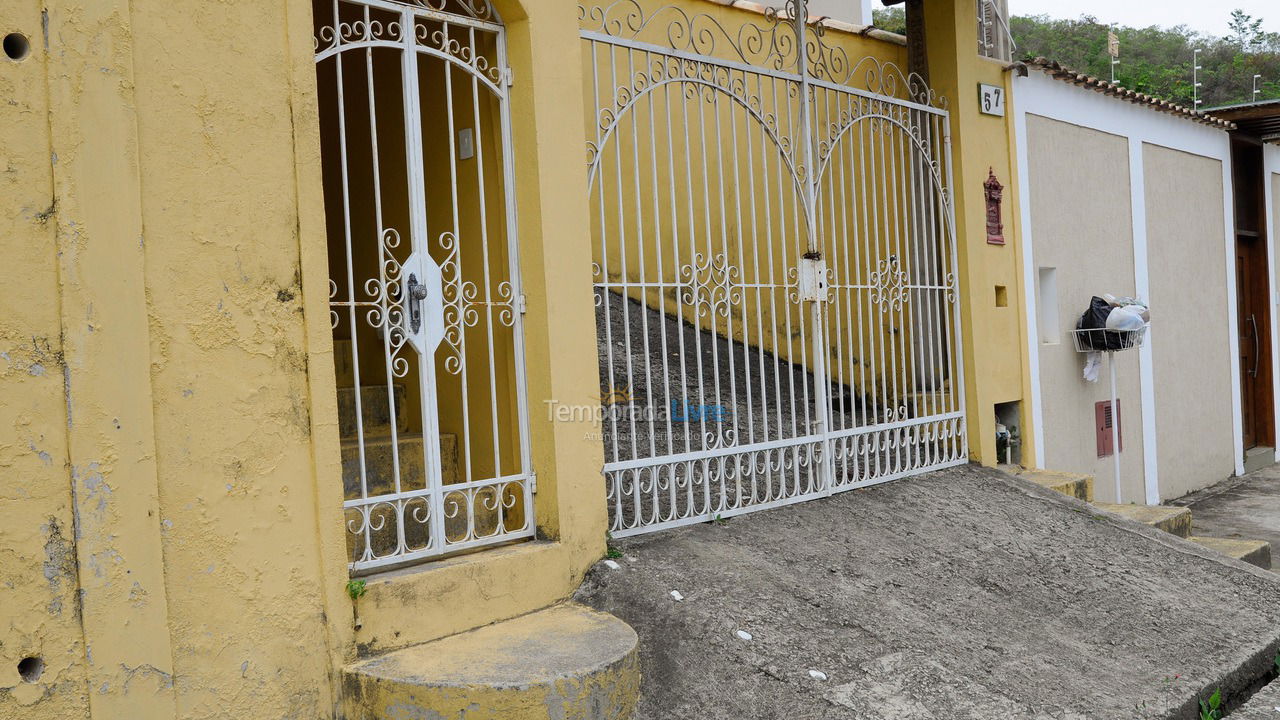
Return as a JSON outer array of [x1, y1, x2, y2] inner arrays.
[[517, 293, 528, 314], [502, 67, 515, 87], [528, 471, 537, 494]]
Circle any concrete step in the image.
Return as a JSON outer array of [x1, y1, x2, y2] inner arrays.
[[1188, 536, 1272, 570], [342, 604, 640, 720], [1093, 503, 1192, 538], [337, 384, 409, 440], [1006, 467, 1094, 502], [341, 433, 459, 499], [1226, 674, 1280, 718], [1244, 445, 1275, 474]]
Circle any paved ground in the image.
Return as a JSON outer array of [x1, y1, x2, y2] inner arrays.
[[1233, 675, 1280, 719], [575, 465, 1280, 720], [1175, 464, 1280, 563]]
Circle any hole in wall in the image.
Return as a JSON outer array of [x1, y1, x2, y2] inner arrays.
[[4, 33, 30, 61], [995, 401, 1022, 465], [18, 656, 44, 683], [994, 285, 1008, 308], [1037, 267, 1060, 344]]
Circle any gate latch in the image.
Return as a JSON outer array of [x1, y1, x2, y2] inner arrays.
[[798, 254, 828, 303], [406, 273, 428, 334], [402, 250, 445, 355]]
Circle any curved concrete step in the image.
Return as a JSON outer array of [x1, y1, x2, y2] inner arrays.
[[342, 603, 639, 720]]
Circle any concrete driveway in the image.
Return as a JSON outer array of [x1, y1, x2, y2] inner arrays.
[[576, 465, 1280, 719], [1178, 464, 1280, 563]]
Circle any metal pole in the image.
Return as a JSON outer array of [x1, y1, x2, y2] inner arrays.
[[1110, 351, 1121, 503], [1193, 48, 1203, 109], [793, 0, 834, 493]]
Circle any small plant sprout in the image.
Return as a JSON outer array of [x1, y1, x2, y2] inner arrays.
[[1198, 687, 1223, 720], [605, 531, 624, 560], [712, 514, 728, 527], [346, 579, 367, 630]]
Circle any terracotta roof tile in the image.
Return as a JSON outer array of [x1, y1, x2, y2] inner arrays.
[[1023, 57, 1235, 130]]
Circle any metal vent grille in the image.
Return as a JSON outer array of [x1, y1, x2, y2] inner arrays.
[[1095, 399, 1122, 458]]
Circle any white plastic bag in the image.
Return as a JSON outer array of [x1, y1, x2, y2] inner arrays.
[[1105, 305, 1146, 332]]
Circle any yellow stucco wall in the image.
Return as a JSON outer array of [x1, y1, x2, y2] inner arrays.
[[0, 1, 90, 715], [1026, 115, 1147, 503], [1, 0, 609, 716], [924, 0, 1033, 466], [2, 0, 1018, 717]]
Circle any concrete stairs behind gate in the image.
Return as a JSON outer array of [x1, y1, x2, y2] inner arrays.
[[333, 340, 461, 498], [331, 341, 641, 720], [1004, 467, 1273, 570]]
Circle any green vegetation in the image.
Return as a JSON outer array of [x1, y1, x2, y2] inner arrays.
[[871, 7, 906, 35], [605, 530, 624, 559], [871, 7, 1280, 108], [1199, 687, 1223, 720], [345, 579, 367, 602]]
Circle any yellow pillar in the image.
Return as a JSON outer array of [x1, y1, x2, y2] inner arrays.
[[0, 1, 91, 716], [923, 0, 1035, 466], [41, 1, 179, 716]]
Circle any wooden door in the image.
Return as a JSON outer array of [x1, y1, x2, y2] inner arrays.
[[1233, 138, 1274, 452]]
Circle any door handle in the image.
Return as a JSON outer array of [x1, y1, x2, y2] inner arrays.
[[1249, 313, 1260, 378], [406, 272, 428, 335]]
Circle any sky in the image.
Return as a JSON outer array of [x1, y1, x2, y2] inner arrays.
[[1003, 0, 1279, 37]]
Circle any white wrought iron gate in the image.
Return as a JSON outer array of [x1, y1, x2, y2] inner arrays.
[[314, 0, 534, 572], [580, 0, 967, 537]]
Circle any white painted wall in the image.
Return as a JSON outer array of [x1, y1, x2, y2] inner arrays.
[[1267, 145, 1280, 452], [807, 0, 874, 27], [1014, 71, 1242, 503]]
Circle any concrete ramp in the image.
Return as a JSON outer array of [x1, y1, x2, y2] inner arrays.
[[575, 465, 1280, 719]]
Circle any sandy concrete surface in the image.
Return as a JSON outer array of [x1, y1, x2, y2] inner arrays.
[[576, 465, 1280, 719], [1231, 676, 1280, 719], [1178, 465, 1280, 565]]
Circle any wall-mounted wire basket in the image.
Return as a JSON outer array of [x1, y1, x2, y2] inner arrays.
[[1070, 325, 1147, 353]]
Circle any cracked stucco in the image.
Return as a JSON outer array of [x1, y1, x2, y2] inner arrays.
[[1, 0, 345, 717]]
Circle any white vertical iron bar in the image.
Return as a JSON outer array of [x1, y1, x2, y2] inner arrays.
[[852, 106, 874, 477], [331, 0, 374, 562], [400, 7, 448, 554], [441, 22, 476, 490], [943, 111, 966, 459], [494, 23, 535, 531], [624, 48, 656, 464], [642, 48, 668, 464], [884, 103, 905, 473], [891, 105, 914, 470], [795, 0, 833, 494], [361, 4, 407, 555], [467, 26, 505, 520], [709, 76, 732, 476]]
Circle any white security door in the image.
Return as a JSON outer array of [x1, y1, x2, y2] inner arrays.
[[314, 0, 534, 572]]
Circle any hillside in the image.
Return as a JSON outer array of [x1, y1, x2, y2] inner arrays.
[[872, 7, 1280, 108]]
